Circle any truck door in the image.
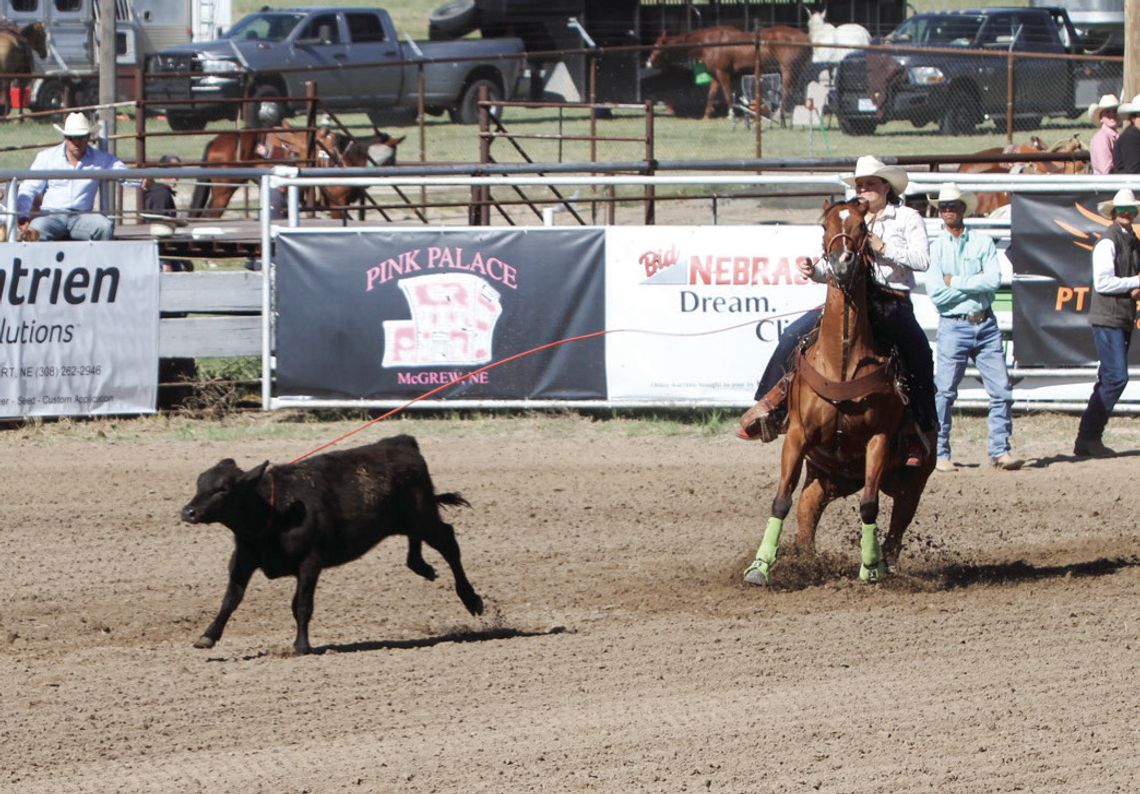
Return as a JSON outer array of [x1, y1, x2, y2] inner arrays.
[[344, 11, 402, 107], [1013, 12, 1067, 116], [289, 12, 354, 105]]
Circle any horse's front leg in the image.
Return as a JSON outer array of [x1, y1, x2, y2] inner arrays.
[[744, 424, 806, 586], [793, 470, 827, 555], [857, 432, 891, 582], [703, 77, 719, 120]]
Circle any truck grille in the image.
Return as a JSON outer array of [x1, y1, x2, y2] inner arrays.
[[148, 54, 198, 75], [836, 57, 868, 94]]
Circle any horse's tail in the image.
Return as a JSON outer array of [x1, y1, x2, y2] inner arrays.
[[188, 139, 214, 218]]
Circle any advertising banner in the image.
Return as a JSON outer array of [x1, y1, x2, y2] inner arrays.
[[0, 241, 160, 417], [604, 225, 826, 401], [275, 229, 606, 401], [1009, 192, 1140, 367]]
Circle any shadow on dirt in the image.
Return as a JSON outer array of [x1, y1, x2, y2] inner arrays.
[[935, 556, 1140, 589], [318, 625, 568, 655]]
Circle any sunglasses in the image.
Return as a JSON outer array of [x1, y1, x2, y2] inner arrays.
[[939, 202, 966, 212], [1115, 206, 1138, 216]]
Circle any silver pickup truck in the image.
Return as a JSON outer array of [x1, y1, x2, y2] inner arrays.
[[145, 5, 525, 128]]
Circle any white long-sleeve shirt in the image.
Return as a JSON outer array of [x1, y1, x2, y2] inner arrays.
[[1091, 235, 1140, 294], [810, 202, 930, 291]]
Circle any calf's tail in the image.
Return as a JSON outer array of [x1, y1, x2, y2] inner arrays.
[[436, 492, 471, 510]]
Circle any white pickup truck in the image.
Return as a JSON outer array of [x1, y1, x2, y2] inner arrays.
[[145, 5, 525, 128]]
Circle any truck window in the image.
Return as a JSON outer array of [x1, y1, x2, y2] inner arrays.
[[54, 0, 80, 11], [888, 15, 984, 48], [346, 12, 386, 44], [11, 0, 38, 11], [1017, 14, 1062, 53], [226, 12, 305, 43], [299, 14, 341, 45]]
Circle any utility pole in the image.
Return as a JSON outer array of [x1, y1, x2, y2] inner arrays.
[[98, 0, 116, 153], [1127, 0, 1139, 101]]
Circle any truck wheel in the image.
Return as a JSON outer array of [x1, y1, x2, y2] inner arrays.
[[451, 78, 502, 125], [837, 113, 877, 136], [32, 79, 68, 120], [166, 112, 207, 131], [246, 84, 286, 128], [428, 0, 479, 40]]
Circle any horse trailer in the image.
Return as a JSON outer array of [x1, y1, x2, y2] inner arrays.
[[0, 0, 227, 112], [429, 0, 907, 114]]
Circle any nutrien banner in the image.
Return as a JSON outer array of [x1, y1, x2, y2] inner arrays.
[[274, 229, 606, 400], [1010, 193, 1140, 367], [604, 226, 826, 401], [0, 241, 160, 417]]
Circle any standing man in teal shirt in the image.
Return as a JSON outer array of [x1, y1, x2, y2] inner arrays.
[[926, 183, 1022, 472]]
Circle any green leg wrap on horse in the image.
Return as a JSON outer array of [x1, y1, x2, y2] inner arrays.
[[859, 522, 886, 583], [743, 517, 783, 585]]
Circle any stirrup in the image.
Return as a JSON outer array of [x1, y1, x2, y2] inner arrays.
[[737, 378, 790, 442]]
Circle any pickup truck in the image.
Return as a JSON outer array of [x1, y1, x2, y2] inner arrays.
[[144, 5, 525, 129], [832, 6, 1121, 135]]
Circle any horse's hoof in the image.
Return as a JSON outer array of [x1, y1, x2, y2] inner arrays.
[[193, 635, 216, 649], [859, 561, 886, 583], [743, 560, 771, 586]]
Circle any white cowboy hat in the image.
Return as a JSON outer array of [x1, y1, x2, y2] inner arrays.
[[53, 112, 100, 138], [1087, 93, 1119, 124], [1117, 94, 1140, 116], [929, 182, 977, 216], [1097, 188, 1139, 218], [840, 155, 908, 195]]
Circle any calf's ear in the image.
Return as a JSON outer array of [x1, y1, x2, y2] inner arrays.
[[240, 461, 270, 486]]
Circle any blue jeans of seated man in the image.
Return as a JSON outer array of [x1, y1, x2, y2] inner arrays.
[[1077, 324, 1133, 442], [28, 212, 114, 242], [934, 314, 1013, 461]]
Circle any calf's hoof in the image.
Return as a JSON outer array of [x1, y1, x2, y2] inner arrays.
[[193, 635, 216, 649]]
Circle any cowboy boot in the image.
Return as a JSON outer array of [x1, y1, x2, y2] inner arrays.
[[737, 377, 789, 442]]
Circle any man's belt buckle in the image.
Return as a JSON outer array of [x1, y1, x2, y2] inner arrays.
[[966, 309, 990, 325]]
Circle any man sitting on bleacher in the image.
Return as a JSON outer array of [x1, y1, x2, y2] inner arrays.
[[16, 112, 128, 242]]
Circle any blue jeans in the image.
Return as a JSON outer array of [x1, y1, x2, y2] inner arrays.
[[1077, 324, 1133, 442], [934, 314, 1013, 460], [28, 212, 114, 241]]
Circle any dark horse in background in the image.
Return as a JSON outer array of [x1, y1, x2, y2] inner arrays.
[[0, 21, 47, 115], [645, 24, 809, 123], [189, 121, 404, 219], [743, 198, 934, 586]]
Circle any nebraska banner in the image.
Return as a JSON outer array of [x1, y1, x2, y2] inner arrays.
[[1010, 193, 1140, 367], [605, 226, 826, 401], [274, 229, 606, 400], [0, 241, 160, 417]]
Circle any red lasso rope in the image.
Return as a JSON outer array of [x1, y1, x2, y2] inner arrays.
[[289, 306, 818, 464]]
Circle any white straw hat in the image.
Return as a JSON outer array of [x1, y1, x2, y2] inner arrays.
[[1117, 94, 1140, 116], [53, 112, 100, 138], [929, 182, 977, 216], [1097, 188, 1139, 218], [840, 155, 908, 195], [1087, 94, 1119, 124]]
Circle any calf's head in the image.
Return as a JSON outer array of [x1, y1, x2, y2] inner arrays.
[[181, 459, 269, 524]]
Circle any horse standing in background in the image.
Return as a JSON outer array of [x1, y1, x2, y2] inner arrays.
[[645, 24, 809, 124], [0, 21, 47, 115], [742, 198, 934, 587], [806, 10, 871, 64], [959, 135, 1087, 216], [189, 122, 403, 219]]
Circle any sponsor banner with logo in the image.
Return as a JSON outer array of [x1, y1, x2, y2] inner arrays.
[[274, 229, 606, 400], [1010, 193, 1140, 368], [0, 241, 160, 417], [604, 226, 826, 401]]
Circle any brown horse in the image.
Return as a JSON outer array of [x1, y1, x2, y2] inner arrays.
[[189, 122, 404, 219], [0, 21, 47, 116], [743, 198, 934, 586], [645, 24, 809, 123], [960, 135, 1087, 216]]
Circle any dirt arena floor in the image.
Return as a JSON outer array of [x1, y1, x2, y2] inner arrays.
[[3, 410, 1139, 793]]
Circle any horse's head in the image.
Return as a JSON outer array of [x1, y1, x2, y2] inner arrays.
[[821, 198, 870, 287], [21, 22, 47, 60], [646, 33, 671, 69]]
